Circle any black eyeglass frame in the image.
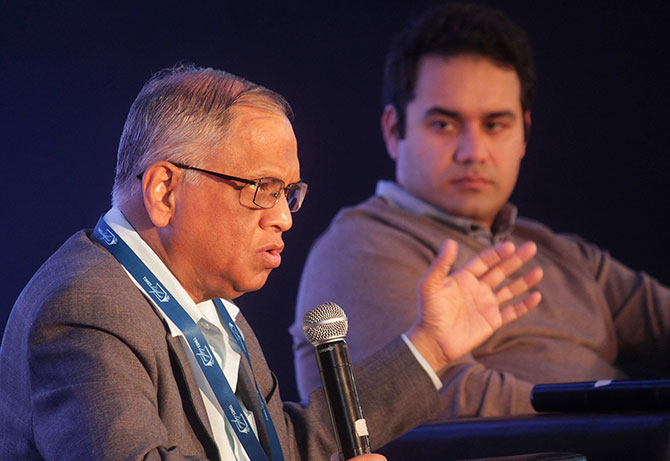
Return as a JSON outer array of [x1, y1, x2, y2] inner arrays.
[[137, 162, 308, 212]]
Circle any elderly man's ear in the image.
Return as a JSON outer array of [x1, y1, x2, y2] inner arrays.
[[141, 162, 181, 228]]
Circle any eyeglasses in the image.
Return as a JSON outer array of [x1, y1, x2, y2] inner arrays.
[[167, 162, 308, 212]]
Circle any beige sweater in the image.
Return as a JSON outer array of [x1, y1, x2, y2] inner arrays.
[[291, 193, 670, 418]]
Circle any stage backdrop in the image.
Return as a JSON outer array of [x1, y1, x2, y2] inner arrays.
[[2, 0, 669, 402]]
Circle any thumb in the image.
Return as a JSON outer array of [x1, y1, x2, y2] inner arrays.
[[423, 239, 458, 285]]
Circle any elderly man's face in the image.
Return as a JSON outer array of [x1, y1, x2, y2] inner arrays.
[[168, 106, 300, 301], [387, 54, 528, 227]]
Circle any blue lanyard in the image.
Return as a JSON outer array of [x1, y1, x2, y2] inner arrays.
[[93, 217, 284, 461]]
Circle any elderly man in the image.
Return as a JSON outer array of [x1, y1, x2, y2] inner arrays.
[[0, 65, 541, 460], [292, 3, 670, 418]]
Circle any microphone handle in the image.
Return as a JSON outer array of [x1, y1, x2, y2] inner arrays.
[[315, 339, 371, 460]]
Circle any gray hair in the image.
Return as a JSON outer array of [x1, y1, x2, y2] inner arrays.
[[111, 63, 293, 207]]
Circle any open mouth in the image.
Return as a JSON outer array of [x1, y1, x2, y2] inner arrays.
[[262, 246, 283, 267]]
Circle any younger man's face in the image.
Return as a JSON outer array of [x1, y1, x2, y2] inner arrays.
[[385, 54, 529, 227]]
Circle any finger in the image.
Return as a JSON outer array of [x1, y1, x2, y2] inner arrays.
[[500, 291, 542, 325], [479, 241, 537, 288], [458, 241, 516, 279], [424, 239, 458, 282], [495, 266, 543, 305]]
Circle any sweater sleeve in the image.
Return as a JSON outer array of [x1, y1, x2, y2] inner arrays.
[[592, 246, 670, 376], [544, 233, 670, 377]]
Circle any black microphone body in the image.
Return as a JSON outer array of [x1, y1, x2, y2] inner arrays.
[[303, 303, 371, 460], [315, 339, 370, 459]]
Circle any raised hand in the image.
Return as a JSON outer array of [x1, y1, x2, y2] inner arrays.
[[406, 239, 543, 372]]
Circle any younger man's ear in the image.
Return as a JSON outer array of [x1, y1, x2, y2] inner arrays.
[[381, 104, 401, 161]]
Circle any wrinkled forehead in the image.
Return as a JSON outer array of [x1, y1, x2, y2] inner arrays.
[[210, 105, 300, 179]]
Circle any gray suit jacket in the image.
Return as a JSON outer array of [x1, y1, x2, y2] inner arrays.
[[0, 231, 439, 460]]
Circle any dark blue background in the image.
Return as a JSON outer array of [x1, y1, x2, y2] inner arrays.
[[2, 1, 669, 402]]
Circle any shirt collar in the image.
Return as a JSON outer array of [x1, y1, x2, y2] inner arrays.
[[375, 180, 517, 245], [102, 207, 239, 336]]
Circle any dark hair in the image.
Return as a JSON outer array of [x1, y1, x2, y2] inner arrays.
[[112, 63, 293, 206], [382, 3, 535, 138]]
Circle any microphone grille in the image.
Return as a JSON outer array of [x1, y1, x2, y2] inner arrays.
[[302, 302, 348, 345]]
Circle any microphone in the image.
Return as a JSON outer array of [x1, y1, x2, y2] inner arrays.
[[303, 302, 371, 460]]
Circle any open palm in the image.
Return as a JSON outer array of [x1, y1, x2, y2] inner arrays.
[[409, 239, 543, 369]]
